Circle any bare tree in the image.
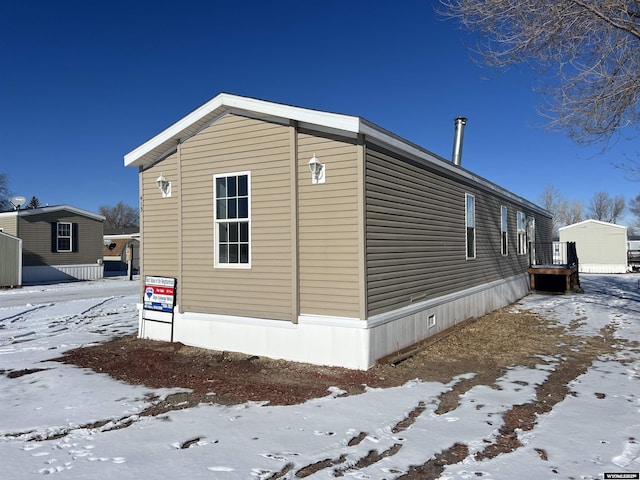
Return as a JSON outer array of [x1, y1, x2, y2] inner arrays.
[[538, 185, 564, 236], [538, 184, 585, 232], [617, 154, 640, 182], [0, 173, 10, 211], [558, 199, 585, 226], [586, 191, 626, 222], [588, 191, 613, 221], [439, 0, 640, 145], [630, 194, 640, 227], [612, 195, 626, 223], [99, 202, 139, 231]]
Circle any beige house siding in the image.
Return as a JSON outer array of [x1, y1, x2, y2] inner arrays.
[[141, 115, 363, 322], [365, 147, 544, 317], [141, 151, 180, 282], [179, 114, 294, 321], [0, 216, 17, 235], [297, 130, 362, 319]]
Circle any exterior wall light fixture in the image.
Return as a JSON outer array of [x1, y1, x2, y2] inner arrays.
[[308, 154, 325, 184], [156, 174, 172, 198]]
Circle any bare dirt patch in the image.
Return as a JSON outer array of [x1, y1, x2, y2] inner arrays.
[[54, 307, 578, 405], [47, 303, 630, 478]]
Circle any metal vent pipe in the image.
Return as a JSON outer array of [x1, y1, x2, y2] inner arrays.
[[452, 117, 467, 166]]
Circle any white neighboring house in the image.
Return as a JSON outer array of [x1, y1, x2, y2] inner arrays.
[[103, 232, 140, 274], [559, 220, 628, 273]]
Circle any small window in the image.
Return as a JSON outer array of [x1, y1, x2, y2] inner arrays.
[[465, 193, 476, 260], [57, 222, 72, 252], [501, 205, 508, 256], [517, 211, 527, 255], [214, 172, 250, 268]]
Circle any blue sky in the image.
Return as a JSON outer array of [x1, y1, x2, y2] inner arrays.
[[1, 0, 638, 221]]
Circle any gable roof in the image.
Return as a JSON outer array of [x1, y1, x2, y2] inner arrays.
[[124, 93, 366, 168], [0, 205, 105, 222], [559, 219, 627, 231], [124, 92, 549, 216]]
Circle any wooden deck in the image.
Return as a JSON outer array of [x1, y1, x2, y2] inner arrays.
[[527, 241, 581, 294], [527, 265, 580, 293]]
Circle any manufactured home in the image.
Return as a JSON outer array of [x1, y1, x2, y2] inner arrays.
[[560, 219, 628, 273], [0, 205, 105, 283], [125, 93, 552, 369]]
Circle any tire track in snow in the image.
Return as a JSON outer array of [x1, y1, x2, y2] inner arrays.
[[0, 304, 52, 325]]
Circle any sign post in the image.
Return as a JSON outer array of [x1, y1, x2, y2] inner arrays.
[[126, 244, 133, 280], [142, 276, 177, 341]]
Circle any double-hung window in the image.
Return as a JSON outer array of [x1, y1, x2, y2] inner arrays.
[[214, 172, 250, 268], [465, 193, 476, 260], [57, 222, 72, 252], [500, 205, 508, 256], [517, 211, 527, 255]]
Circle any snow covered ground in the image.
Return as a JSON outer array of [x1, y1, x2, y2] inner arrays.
[[0, 275, 638, 479]]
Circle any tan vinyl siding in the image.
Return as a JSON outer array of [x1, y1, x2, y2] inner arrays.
[[18, 212, 103, 266], [0, 216, 17, 235], [365, 148, 543, 316], [141, 152, 180, 280], [179, 114, 294, 321], [298, 130, 361, 318]]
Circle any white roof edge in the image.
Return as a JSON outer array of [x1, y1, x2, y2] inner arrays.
[[221, 94, 361, 132], [559, 219, 627, 230], [359, 120, 549, 217], [123, 93, 361, 167], [124, 94, 224, 167], [15, 205, 105, 222], [122, 93, 548, 215], [104, 233, 140, 238]]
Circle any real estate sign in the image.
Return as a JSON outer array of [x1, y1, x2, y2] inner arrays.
[[144, 276, 176, 313]]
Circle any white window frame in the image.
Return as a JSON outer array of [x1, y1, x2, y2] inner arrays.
[[500, 205, 508, 256], [465, 193, 476, 260], [213, 171, 251, 269], [517, 211, 527, 255], [56, 222, 72, 252]]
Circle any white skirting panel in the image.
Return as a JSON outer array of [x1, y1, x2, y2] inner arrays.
[[23, 264, 104, 284], [139, 318, 173, 342], [366, 273, 530, 366], [168, 312, 370, 370], [136, 273, 530, 370], [579, 263, 627, 274]]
